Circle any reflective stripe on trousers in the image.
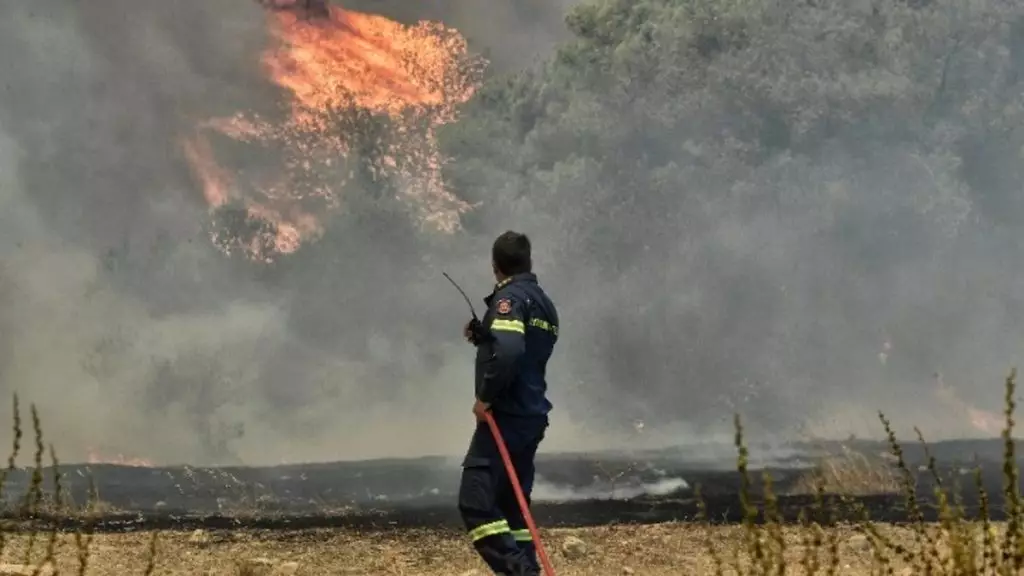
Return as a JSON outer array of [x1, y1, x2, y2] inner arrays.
[[470, 519, 512, 542]]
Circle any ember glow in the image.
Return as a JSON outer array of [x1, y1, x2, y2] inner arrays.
[[183, 2, 483, 261], [934, 372, 1004, 437], [87, 448, 154, 468]]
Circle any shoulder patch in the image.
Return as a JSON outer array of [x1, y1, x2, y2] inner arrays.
[[496, 298, 513, 315]]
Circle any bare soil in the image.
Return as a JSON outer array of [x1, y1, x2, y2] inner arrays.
[[0, 522, 947, 575]]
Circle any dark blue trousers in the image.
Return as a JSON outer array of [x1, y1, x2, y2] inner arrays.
[[458, 414, 547, 575]]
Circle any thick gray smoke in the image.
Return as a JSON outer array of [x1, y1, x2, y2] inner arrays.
[[0, 1, 288, 465], [0, 0, 577, 466], [1, 0, 1021, 468], [437, 0, 1024, 449]]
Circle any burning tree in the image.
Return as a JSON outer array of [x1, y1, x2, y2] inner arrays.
[[182, 3, 486, 263]]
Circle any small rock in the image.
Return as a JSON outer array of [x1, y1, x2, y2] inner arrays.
[[237, 558, 276, 576], [273, 562, 300, 576], [847, 534, 870, 551], [0, 565, 54, 576], [561, 535, 587, 560], [190, 529, 212, 547], [235, 559, 299, 576], [622, 567, 635, 575]]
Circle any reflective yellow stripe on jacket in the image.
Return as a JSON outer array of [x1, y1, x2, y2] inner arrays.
[[528, 318, 558, 336], [491, 319, 525, 334], [491, 318, 557, 335]]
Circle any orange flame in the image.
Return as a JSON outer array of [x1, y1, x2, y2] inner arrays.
[[86, 448, 154, 468], [182, 4, 482, 261], [934, 372, 1004, 436]]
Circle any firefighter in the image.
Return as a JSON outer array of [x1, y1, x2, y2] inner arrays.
[[459, 230, 559, 576]]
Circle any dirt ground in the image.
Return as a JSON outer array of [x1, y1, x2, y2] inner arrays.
[[0, 522, 958, 575]]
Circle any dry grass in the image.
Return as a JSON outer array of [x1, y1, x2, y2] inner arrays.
[[1, 369, 1024, 574], [0, 523, 988, 576], [789, 446, 901, 497]]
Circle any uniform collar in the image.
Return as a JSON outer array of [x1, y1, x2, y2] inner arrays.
[[484, 273, 537, 305], [497, 272, 536, 289], [495, 272, 537, 291]]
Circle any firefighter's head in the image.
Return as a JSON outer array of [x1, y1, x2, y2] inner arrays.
[[491, 230, 532, 281]]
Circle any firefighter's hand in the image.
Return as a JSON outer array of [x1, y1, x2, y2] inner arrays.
[[464, 318, 487, 345], [473, 399, 491, 422]]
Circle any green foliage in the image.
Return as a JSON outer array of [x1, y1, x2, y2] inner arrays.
[[442, 0, 1023, 246]]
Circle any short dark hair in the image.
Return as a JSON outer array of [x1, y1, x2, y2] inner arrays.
[[492, 230, 532, 276]]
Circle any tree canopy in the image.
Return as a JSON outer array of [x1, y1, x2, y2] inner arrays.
[[433, 0, 1024, 433]]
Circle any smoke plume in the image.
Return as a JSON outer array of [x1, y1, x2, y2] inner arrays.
[[0, 0, 572, 466], [1, 0, 1021, 469]]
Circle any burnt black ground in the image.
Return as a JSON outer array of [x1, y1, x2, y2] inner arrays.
[[0, 437, 1019, 532]]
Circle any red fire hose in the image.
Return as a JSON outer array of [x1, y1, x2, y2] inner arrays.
[[483, 411, 557, 575]]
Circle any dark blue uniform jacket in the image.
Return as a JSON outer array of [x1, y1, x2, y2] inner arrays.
[[474, 273, 559, 418]]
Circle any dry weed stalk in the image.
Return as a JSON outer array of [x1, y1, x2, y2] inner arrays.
[[710, 368, 1024, 575], [0, 396, 162, 575]]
